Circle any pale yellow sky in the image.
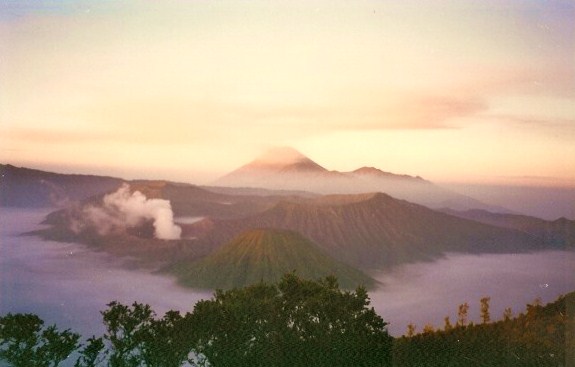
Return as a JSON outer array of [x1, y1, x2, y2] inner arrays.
[[1, 0, 574, 186]]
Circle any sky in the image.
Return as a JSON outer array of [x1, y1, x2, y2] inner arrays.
[[1, 0, 574, 186]]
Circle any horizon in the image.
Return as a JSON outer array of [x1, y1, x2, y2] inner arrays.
[[3, 148, 575, 189], [1, 1, 574, 187]]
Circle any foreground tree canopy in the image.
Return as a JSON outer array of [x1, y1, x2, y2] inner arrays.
[[0, 274, 392, 367], [0, 273, 572, 367], [190, 274, 392, 366]]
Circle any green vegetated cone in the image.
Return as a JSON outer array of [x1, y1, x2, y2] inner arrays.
[[172, 228, 376, 290]]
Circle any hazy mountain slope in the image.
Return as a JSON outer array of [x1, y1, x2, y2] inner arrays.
[[214, 147, 354, 193], [212, 148, 504, 211], [127, 180, 290, 220], [217, 147, 328, 177], [41, 180, 311, 228], [0, 164, 123, 207], [190, 193, 546, 269], [443, 183, 575, 221], [0, 163, 313, 220], [200, 185, 318, 198], [345, 167, 498, 211], [440, 208, 575, 248], [350, 166, 426, 181], [171, 228, 376, 290], [214, 147, 417, 193]]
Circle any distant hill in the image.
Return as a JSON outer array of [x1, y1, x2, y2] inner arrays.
[[213, 147, 504, 212], [126, 180, 285, 220], [170, 228, 376, 290], [0, 164, 123, 207], [185, 192, 547, 270], [29, 175, 311, 229], [95, 180, 311, 220], [440, 208, 575, 249]]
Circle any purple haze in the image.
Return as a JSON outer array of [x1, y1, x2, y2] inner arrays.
[[1, 208, 573, 337]]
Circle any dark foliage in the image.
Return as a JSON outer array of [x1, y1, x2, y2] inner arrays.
[[393, 292, 574, 367], [189, 273, 392, 367], [0, 274, 392, 367], [99, 302, 195, 367], [0, 276, 571, 367], [0, 313, 80, 367]]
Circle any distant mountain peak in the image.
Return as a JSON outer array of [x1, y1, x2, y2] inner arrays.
[[213, 147, 333, 189], [253, 147, 309, 165], [212, 150, 496, 212], [249, 147, 327, 172], [221, 147, 329, 176]]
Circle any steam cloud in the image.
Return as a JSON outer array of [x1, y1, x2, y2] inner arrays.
[[73, 184, 181, 240]]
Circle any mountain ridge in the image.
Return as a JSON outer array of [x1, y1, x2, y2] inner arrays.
[[213, 148, 503, 212], [439, 208, 575, 248], [183, 191, 549, 270], [0, 163, 123, 208], [350, 166, 426, 181]]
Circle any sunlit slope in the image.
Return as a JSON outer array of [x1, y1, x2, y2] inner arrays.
[[196, 193, 546, 269], [172, 228, 376, 290]]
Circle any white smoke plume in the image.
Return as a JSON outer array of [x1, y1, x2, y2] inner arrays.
[[72, 184, 181, 240]]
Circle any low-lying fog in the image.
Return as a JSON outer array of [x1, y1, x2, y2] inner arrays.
[[1, 208, 574, 337], [371, 250, 574, 335], [0, 209, 212, 336]]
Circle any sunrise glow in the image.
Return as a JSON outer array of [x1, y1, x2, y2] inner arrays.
[[1, 0, 574, 186]]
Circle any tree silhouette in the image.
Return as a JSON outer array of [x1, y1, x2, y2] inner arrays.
[[456, 303, 469, 327], [0, 313, 80, 367], [74, 337, 106, 367], [480, 297, 491, 324], [422, 324, 434, 334], [503, 307, 513, 322], [101, 301, 154, 367], [406, 323, 416, 337], [443, 316, 453, 331], [100, 302, 194, 367], [190, 273, 393, 367]]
